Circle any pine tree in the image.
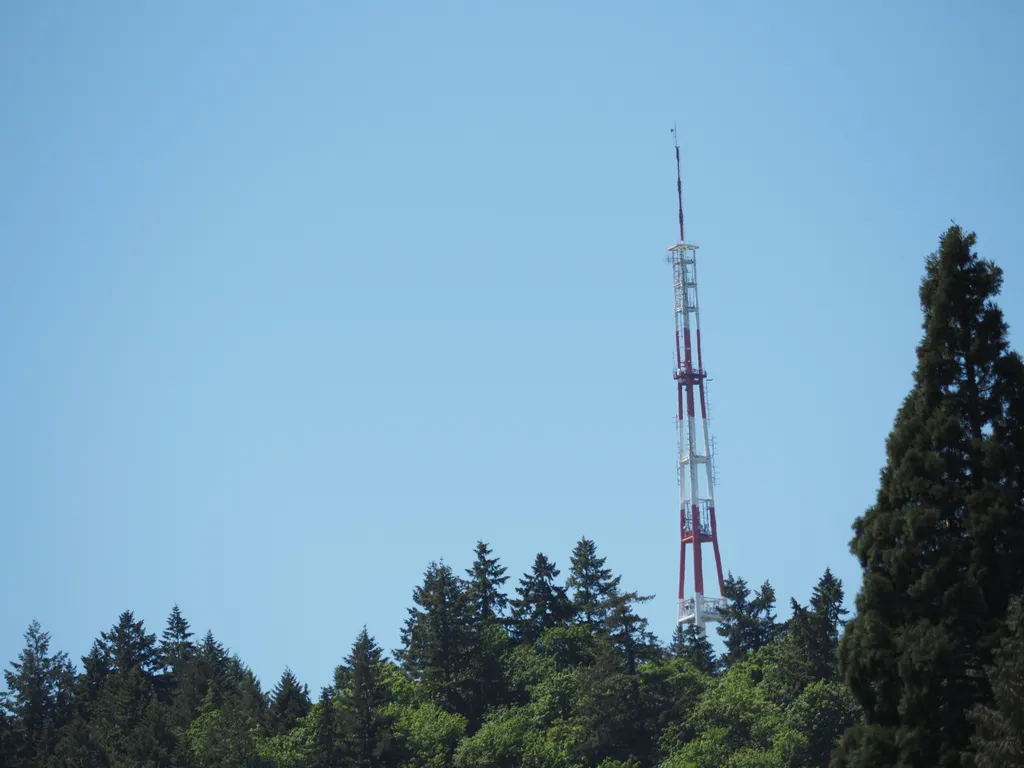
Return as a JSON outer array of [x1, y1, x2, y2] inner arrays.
[[604, 591, 658, 675], [193, 631, 231, 711], [158, 604, 201, 754], [268, 668, 311, 734], [716, 574, 777, 666], [0, 703, 12, 761], [716, 573, 751, 666], [1, 620, 75, 766], [462, 542, 514, 729], [465, 541, 510, 624], [50, 639, 111, 765], [968, 594, 1024, 767], [309, 686, 342, 767], [835, 226, 1024, 768], [509, 553, 572, 644], [91, 610, 173, 766], [669, 623, 717, 676], [789, 568, 848, 682], [396, 561, 476, 717], [750, 580, 779, 651], [160, 605, 195, 672], [338, 628, 399, 767], [566, 537, 623, 630]]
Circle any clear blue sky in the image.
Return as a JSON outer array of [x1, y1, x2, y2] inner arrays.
[[2, 1, 1022, 695]]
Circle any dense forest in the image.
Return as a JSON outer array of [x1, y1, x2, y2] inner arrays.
[[3, 225, 1022, 767]]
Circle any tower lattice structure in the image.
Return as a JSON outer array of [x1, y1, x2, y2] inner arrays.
[[668, 131, 726, 630]]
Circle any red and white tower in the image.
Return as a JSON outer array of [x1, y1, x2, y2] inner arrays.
[[668, 129, 727, 630]]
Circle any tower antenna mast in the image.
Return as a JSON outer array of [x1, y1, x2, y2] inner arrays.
[[672, 123, 684, 242], [667, 126, 727, 632]]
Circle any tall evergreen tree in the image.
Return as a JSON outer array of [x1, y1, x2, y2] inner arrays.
[[396, 561, 476, 717], [716, 574, 777, 666], [789, 568, 847, 682], [159, 605, 195, 672], [158, 604, 201, 755], [92, 610, 173, 766], [750, 580, 779, 650], [309, 686, 343, 767], [566, 537, 622, 630], [465, 541, 510, 624], [338, 628, 399, 767], [193, 631, 231, 712], [835, 226, 1024, 768], [604, 591, 658, 675], [268, 668, 311, 734], [509, 553, 572, 644], [0, 702, 12, 761], [1, 620, 75, 766], [669, 623, 717, 676], [49, 639, 111, 765], [463, 543, 514, 729], [968, 594, 1024, 767]]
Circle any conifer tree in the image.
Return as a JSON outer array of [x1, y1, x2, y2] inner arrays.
[[49, 639, 111, 765], [160, 605, 195, 672], [750, 580, 779, 650], [159, 604, 201, 751], [509, 553, 572, 644], [462, 543, 514, 729], [605, 591, 658, 675], [309, 686, 343, 767], [835, 226, 1024, 768], [716, 574, 777, 666], [338, 628, 399, 767], [194, 631, 231, 711], [396, 561, 476, 717], [668, 622, 687, 658], [669, 623, 717, 676], [968, 594, 1024, 767], [268, 668, 311, 734], [566, 537, 622, 630], [465, 541, 510, 624], [1, 620, 75, 766], [789, 568, 847, 682], [716, 574, 751, 666], [0, 704, 12, 761], [92, 610, 173, 765]]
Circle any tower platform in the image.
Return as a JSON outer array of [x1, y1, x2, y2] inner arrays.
[[678, 595, 728, 625]]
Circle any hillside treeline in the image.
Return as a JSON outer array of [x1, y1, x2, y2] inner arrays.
[[1, 537, 854, 768], [3, 225, 1022, 768]]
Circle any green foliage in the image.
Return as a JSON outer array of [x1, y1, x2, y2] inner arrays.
[[453, 706, 532, 768], [789, 569, 847, 684], [269, 668, 311, 734], [566, 537, 622, 629], [393, 700, 466, 768], [783, 679, 860, 768], [0, 546, 872, 768], [717, 575, 779, 667], [338, 628, 401, 767], [835, 226, 1024, 768], [466, 541, 510, 624], [185, 697, 261, 768], [669, 623, 717, 676], [511, 554, 572, 645], [1, 620, 75, 766], [396, 561, 477, 719], [967, 594, 1024, 767]]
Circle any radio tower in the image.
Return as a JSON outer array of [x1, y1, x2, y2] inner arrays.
[[668, 126, 726, 631]]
